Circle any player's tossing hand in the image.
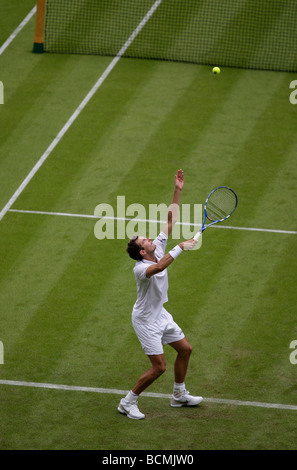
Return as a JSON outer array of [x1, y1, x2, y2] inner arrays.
[[175, 169, 184, 191]]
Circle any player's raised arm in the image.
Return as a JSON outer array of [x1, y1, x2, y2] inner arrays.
[[161, 169, 184, 238]]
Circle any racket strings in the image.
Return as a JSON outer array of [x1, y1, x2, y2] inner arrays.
[[206, 187, 237, 221]]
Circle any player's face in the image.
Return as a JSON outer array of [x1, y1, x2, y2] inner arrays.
[[138, 237, 155, 254]]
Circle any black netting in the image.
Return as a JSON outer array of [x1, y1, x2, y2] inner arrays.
[[44, 0, 297, 72]]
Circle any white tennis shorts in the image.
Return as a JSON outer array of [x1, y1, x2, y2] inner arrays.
[[132, 307, 185, 355]]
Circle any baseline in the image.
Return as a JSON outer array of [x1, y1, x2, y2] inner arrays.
[[0, 379, 296, 411]]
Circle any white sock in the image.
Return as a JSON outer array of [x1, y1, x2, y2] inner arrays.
[[173, 382, 186, 394], [125, 390, 138, 403]]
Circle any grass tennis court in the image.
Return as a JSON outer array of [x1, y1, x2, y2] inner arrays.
[[0, 0, 297, 450]]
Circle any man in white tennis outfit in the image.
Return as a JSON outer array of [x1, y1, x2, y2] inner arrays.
[[118, 170, 203, 419]]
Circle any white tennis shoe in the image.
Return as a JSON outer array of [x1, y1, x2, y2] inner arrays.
[[170, 390, 203, 407], [118, 398, 145, 420]]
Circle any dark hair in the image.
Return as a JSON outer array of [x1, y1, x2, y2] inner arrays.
[[126, 236, 143, 261]]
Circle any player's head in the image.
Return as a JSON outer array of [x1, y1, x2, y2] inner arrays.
[[126, 236, 155, 260], [127, 236, 143, 260]]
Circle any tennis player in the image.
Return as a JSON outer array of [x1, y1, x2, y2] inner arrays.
[[118, 170, 203, 420]]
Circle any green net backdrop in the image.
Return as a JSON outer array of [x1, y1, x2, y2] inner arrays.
[[43, 0, 297, 72]]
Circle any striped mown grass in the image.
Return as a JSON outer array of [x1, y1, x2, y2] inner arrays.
[[0, 1, 296, 450]]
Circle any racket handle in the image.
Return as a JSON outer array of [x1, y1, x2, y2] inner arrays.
[[193, 230, 202, 241]]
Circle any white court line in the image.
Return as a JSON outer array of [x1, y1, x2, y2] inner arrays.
[[0, 0, 163, 223], [0, 6, 37, 56], [0, 379, 296, 411], [8, 208, 297, 235]]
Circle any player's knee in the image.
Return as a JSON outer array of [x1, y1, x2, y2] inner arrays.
[[154, 362, 166, 377], [182, 343, 192, 357], [158, 363, 166, 376]]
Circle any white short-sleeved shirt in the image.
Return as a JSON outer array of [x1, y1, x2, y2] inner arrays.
[[132, 232, 168, 322]]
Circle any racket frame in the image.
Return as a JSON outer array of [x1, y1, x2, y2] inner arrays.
[[194, 186, 238, 241]]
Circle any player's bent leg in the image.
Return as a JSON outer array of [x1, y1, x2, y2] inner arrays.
[[169, 337, 203, 408], [169, 337, 192, 383], [132, 354, 166, 395]]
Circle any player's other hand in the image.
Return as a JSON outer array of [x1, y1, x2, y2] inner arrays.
[[179, 239, 198, 251]]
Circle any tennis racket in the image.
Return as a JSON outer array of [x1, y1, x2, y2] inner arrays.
[[193, 186, 238, 241]]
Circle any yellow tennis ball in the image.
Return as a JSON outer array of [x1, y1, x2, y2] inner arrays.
[[212, 66, 220, 74]]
